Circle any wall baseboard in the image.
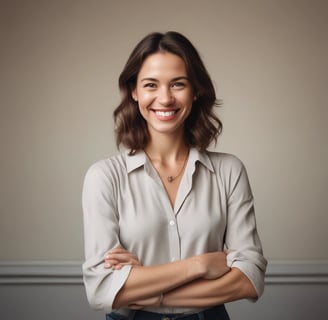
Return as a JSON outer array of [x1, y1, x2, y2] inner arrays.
[[0, 260, 327, 285], [265, 260, 328, 284], [0, 260, 82, 284]]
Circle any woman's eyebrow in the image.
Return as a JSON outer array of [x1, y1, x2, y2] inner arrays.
[[140, 76, 189, 82], [171, 76, 189, 82], [140, 77, 159, 82]]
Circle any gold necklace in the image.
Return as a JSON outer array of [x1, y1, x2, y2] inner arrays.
[[166, 150, 189, 183]]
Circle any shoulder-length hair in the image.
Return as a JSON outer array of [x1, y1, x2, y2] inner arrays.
[[113, 31, 222, 154]]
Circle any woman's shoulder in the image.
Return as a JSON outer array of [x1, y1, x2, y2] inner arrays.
[[84, 153, 127, 180], [204, 151, 251, 192], [205, 150, 245, 172]]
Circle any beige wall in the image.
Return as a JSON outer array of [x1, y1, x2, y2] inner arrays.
[[0, 0, 327, 262]]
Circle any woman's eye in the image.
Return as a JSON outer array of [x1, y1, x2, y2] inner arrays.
[[172, 82, 185, 88], [144, 83, 157, 88]]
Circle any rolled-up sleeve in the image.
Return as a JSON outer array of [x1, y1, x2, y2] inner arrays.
[[82, 162, 132, 312], [224, 157, 267, 299]]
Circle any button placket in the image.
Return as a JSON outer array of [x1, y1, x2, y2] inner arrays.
[[168, 216, 181, 263]]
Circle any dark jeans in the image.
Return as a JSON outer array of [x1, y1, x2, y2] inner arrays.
[[106, 305, 230, 320]]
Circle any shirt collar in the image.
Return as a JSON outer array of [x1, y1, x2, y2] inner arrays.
[[189, 148, 214, 172], [125, 150, 147, 173], [125, 148, 214, 174]]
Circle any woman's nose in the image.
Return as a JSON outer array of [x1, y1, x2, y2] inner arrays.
[[158, 87, 174, 105]]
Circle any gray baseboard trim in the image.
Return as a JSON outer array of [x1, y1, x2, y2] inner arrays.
[[0, 260, 328, 285], [265, 260, 328, 284], [0, 261, 82, 284]]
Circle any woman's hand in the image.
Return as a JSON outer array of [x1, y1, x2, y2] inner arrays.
[[105, 247, 142, 270], [195, 251, 230, 280], [128, 295, 163, 310]]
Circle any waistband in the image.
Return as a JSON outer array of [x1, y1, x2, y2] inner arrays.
[[133, 304, 230, 320]]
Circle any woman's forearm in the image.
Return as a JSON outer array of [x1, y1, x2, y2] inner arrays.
[[113, 256, 203, 309], [162, 268, 257, 308], [112, 251, 229, 309]]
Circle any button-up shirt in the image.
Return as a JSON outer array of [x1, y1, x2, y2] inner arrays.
[[82, 148, 267, 316]]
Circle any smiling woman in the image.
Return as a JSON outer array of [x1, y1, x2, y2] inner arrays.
[[82, 31, 267, 320], [113, 32, 222, 154]]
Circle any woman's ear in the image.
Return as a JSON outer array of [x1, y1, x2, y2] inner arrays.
[[132, 89, 138, 102]]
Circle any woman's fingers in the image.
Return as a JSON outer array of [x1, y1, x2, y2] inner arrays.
[[128, 296, 162, 309], [105, 252, 140, 265], [104, 247, 141, 268], [107, 252, 139, 263]]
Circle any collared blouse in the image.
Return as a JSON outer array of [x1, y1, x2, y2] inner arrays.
[[82, 148, 267, 315]]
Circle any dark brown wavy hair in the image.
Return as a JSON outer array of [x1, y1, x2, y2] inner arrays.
[[113, 31, 222, 154]]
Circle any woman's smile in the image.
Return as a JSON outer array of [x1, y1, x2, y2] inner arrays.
[[151, 108, 180, 121]]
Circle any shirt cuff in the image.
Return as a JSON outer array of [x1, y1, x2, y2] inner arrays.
[[106, 265, 133, 311], [227, 254, 266, 299]]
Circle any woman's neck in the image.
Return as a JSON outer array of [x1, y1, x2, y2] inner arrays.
[[144, 134, 189, 164]]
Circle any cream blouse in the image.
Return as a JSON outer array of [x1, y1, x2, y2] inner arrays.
[[82, 148, 267, 315]]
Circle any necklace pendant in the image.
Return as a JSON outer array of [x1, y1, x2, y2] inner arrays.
[[167, 176, 174, 182]]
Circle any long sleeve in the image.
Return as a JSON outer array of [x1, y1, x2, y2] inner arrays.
[[223, 156, 267, 299], [82, 161, 132, 312]]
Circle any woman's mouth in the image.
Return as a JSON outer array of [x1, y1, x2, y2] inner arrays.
[[152, 109, 179, 120]]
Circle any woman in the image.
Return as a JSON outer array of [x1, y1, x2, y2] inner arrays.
[[82, 31, 267, 320]]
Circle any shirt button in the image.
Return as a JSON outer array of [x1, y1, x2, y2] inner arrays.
[[169, 220, 175, 226]]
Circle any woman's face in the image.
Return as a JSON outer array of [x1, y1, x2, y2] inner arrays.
[[132, 52, 195, 138]]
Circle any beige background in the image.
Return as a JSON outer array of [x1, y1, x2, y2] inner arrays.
[[0, 0, 327, 262]]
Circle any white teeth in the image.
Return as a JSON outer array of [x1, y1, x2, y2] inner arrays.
[[155, 110, 176, 117]]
